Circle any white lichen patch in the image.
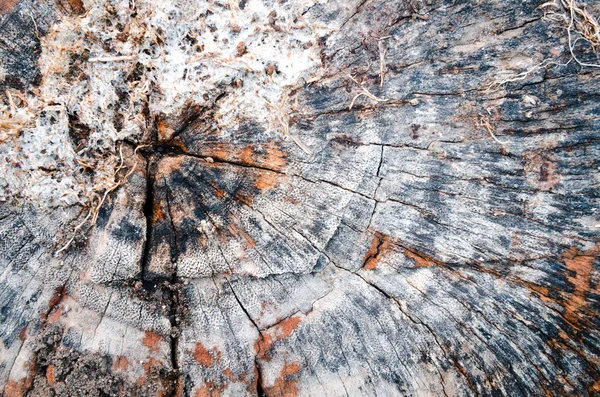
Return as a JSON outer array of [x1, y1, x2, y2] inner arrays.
[[0, 0, 331, 208], [0, 61, 6, 82]]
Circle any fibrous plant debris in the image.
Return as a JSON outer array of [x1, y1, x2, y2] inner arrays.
[[544, 0, 600, 67], [348, 74, 386, 110], [0, 0, 331, 210], [487, 0, 600, 90]]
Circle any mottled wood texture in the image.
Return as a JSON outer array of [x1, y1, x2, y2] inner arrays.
[[2, 0, 600, 396]]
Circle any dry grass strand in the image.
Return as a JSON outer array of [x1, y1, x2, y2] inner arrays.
[[54, 143, 149, 256], [489, 0, 599, 90], [477, 115, 509, 146], [348, 75, 386, 109]]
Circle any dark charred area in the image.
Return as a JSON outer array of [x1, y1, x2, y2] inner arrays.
[[128, 102, 302, 395], [0, 0, 63, 91]]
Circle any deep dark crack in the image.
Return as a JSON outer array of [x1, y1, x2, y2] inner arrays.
[[141, 156, 157, 289], [137, 118, 188, 395]]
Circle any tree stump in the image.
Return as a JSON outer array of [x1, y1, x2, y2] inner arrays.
[[1, 0, 600, 396]]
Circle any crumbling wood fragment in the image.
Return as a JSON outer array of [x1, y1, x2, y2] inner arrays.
[[1, 0, 600, 396]]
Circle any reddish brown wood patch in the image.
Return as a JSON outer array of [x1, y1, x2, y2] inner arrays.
[[41, 285, 66, 322], [0, 0, 18, 15], [141, 331, 163, 352], [46, 365, 56, 385], [4, 358, 35, 397], [153, 202, 165, 222], [255, 316, 301, 361], [363, 233, 441, 270], [562, 244, 600, 325], [362, 233, 390, 270], [402, 246, 440, 268], [193, 343, 214, 367], [58, 0, 85, 15], [254, 171, 278, 191], [264, 362, 301, 397], [113, 356, 130, 372]]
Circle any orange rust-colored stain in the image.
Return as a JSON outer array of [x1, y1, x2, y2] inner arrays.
[[547, 330, 598, 374], [68, 0, 85, 14], [4, 380, 27, 397], [153, 202, 165, 222], [207, 146, 231, 162], [234, 191, 253, 206], [113, 356, 130, 372], [157, 118, 174, 141], [264, 362, 301, 397], [254, 171, 278, 191], [214, 188, 225, 199], [241, 146, 254, 164], [402, 247, 439, 268], [142, 331, 163, 352], [46, 364, 57, 385], [255, 316, 301, 361], [254, 334, 274, 361], [520, 244, 600, 332], [169, 139, 188, 152], [275, 316, 301, 340], [257, 301, 272, 321], [363, 233, 438, 270], [0, 0, 18, 15], [48, 286, 65, 313], [264, 142, 287, 170], [591, 378, 600, 393], [193, 343, 213, 367], [362, 233, 391, 270], [173, 378, 186, 397], [562, 244, 600, 324], [199, 142, 287, 173], [213, 226, 230, 245], [220, 143, 288, 170], [41, 286, 66, 322], [135, 375, 148, 386], [205, 180, 226, 199], [4, 359, 35, 397], [521, 281, 553, 305], [186, 145, 227, 167], [282, 196, 299, 205], [362, 234, 382, 270]]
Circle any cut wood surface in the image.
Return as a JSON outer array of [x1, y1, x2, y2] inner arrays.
[[1, 0, 600, 396]]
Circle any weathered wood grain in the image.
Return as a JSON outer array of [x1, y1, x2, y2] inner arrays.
[[1, 0, 600, 396]]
